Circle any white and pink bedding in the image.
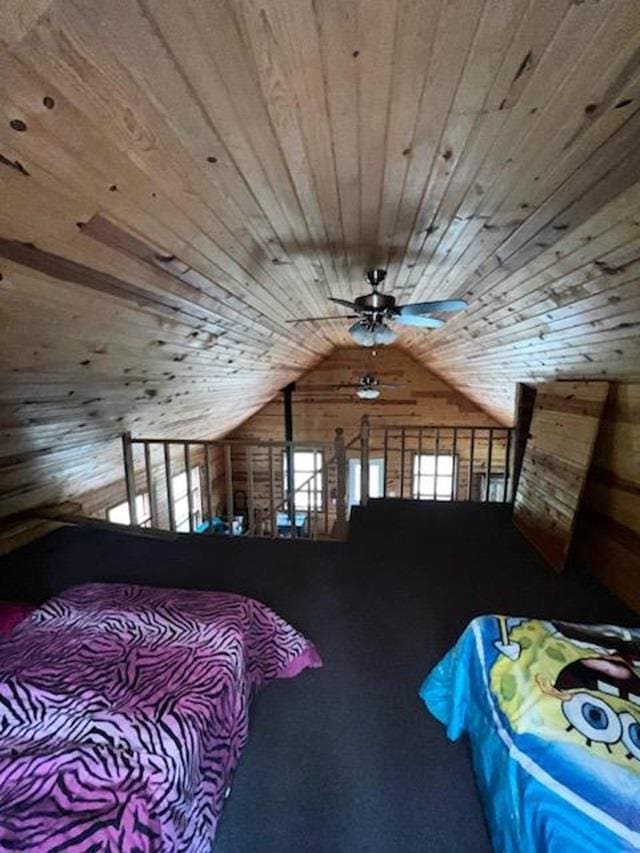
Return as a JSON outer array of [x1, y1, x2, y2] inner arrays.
[[0, 583, 321, 850]]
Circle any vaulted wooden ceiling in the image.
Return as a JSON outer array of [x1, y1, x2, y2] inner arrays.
[[1, 0, 640, 515]]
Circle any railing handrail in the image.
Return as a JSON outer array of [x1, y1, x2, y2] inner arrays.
[[128, 436, 334, 449], [365, 421, 514, 431]]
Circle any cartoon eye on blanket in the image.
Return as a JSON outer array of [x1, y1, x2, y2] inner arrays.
[[562, 693, 622, 750], [620, 713, 640, 761]]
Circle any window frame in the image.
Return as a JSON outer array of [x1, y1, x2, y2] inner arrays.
[[412, 453, 457, 501]]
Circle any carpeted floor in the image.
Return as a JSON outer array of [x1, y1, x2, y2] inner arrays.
[[0, 501, 635, 852]]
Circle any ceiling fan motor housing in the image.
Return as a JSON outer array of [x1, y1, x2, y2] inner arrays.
[[355, 290, 396, 314]]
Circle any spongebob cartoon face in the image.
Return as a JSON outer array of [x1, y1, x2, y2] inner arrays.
[[489, 617, 640, 770]]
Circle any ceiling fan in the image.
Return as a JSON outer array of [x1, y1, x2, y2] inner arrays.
[[287, 268, 467, 346], [302, 374, 401, 399], [340, 374, 400, 400]]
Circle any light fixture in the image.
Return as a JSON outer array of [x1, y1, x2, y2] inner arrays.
[[373, 323, 397, 345], [357, 387, 380, 400], [349, 320, 397, 347]]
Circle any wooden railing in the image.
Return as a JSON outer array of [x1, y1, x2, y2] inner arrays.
[[121, 418, 515, 542], [358, 416, 515, 506], [121, 430, 349, 540]]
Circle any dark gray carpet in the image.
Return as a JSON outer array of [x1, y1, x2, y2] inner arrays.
[[0, 501, 635, 852]]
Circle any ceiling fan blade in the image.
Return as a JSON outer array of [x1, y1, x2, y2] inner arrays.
[[328, 297, 359, 310], [394, 314, 445, 328], [286, 314, 359, 323], [397, 299, 468, 316]]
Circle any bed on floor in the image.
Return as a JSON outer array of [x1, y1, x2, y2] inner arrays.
[[420, 615, 640, 852], [0, 582, 321, 851]]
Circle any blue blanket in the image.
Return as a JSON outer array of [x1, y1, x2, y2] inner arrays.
[[420, 616, 640, 852]]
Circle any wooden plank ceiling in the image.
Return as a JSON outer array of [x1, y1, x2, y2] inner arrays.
[[1, 0, 640, 515]]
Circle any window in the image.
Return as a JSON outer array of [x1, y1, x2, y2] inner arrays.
[[413, 454, 456, 501], [172, 466, 202, 531], [282, 451, 323, 510], [348, 458, 385, 509], [107, 493, 151, 527]]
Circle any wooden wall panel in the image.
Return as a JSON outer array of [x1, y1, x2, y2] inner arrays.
[[573, 383, 640, 611], [514, 380, 609, 571]]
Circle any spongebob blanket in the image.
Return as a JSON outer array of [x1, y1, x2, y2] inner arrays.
[[420, 616, 640, 852]]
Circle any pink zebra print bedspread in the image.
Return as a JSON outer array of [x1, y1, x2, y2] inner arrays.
[[0, 583, 322, 851]]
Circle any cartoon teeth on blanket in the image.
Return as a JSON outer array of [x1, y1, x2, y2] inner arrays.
[[489, 616, 640, 770]]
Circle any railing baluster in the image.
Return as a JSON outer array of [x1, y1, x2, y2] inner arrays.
[[164, 444, 175, 532], [224, 443, 233, 528], [451, 428, 457, 501], [144, 441, 157, 526], [322, 453, 329, 536], [434, 428, 440, 501], [468, 428, 476, 502], [503, 428, 512, 503], [246, 446, 255, 535], [307, 479, 312, 539], [417, 427, 423, 499], [268, 445, 277, 538], [122, 432, 139, 526], [185, 444, 194, 532], [485, 428, 494, 503], [382, 428, 388, 498], [287, 442, 296, 539], [400, 428, 406, 498], [203, 444, 213, 529]]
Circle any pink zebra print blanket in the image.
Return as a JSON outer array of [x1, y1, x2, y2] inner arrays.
[[0, 583, 321, 851]]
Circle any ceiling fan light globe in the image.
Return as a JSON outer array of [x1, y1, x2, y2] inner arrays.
[[373, 323, 397, 345], [357, 387, 380, 400], [349, 321, 377, 347]]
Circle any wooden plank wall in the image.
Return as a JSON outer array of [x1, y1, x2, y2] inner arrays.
[[573, 383, 640, 611], [513, 380, 609, 571], [227, 346, 504, 527]]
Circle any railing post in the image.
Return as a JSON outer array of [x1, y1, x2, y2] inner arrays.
[[360, 415, 370, 506], [334, 427, 347, 540], [122, 432, 138, 526]]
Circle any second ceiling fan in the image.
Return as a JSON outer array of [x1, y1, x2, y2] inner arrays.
[[288, 268, 467, 346]]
